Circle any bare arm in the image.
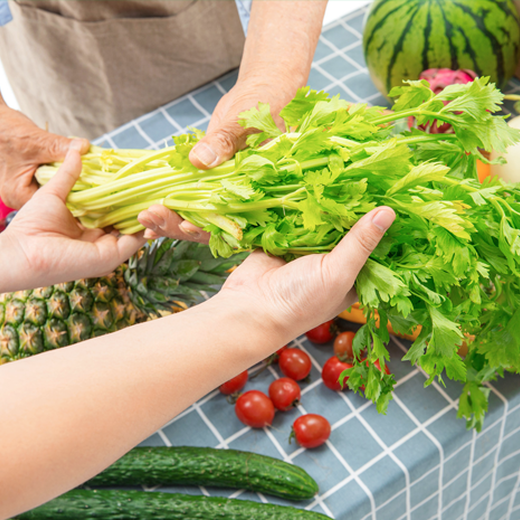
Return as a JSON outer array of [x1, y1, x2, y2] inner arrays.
[[0, 294, 282, 519], [0, 205, 394, 519]]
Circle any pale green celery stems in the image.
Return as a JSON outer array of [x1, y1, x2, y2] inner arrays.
[[205, 213, 243, 240], [95, 197, 222, 228], [328, 136, 360, 148], [69, 162, 239, 205], [371, 109, 455, 127], [119, 222, 146, 235], [279, 156, 330, 173], [89, 145, 156, 159], [111, 146, 177, 180], [93, 200, 161, 228], [257, 132, 300, 150], [440, 177, 479, 192], [114, 217, 143, 230], [67, 167, 178, 203], [75, 173, 220, 210]]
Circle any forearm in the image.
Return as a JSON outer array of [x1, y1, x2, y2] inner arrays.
[[240, 1, 327, 91], [0, 294, 287, 519]]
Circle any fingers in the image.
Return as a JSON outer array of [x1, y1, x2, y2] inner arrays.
[[40, 142, 84, 202], [189, 120, 246, 169], [36, 131, 90, 165], [324, 207, 396, 290], [93, 231, 147, 275], [138, 205, 210, 244]]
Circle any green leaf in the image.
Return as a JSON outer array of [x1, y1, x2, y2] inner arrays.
[[386, 162, 450, 197], [428, 306, 464, 358], [356, 259, 410, 307], [279, 87, 330, 128], [238, 102, 282, 139], [390, 79, 434, 112]]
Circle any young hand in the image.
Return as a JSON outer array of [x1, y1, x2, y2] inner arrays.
[[1, 142, 146, 293], [218, 207, 396, 344]]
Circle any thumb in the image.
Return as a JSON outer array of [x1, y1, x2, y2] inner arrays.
[[189, 120, 246, 169], [325, 207, 396, 290], [40, 141, 84, 202], [35, 130, 90, 164]]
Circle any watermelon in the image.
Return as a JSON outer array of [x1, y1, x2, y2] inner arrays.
[[363, 0, 520, 97]]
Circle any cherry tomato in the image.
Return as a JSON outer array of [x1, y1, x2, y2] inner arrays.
[[235, 390, 275, 428], [269, 378, 301, 411], [219, 370, 248, 395], [305, 320, 337, 344], [321, 356, 353, 391], [333, 331, 357, 361], [373, 359, 391, 375], [292, 414, 331, 448], [279, 349, 312, 381]]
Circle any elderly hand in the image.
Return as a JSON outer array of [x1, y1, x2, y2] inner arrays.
[[0, 104, 90, 209], [218, 207, 396, 343], [136, 77, 290, 243], [137, 1, 326, 242], [0, 142, 146, 293]]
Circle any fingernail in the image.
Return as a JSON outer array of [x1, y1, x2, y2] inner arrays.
[[147, 211, 165, 229], [139, 217, 157, 232], [372, 208, 395, 232], [143, 229, 156, 240], [180, 222, 201, 238], [192, 143, 218, 167], [69, 139, 84, 152]]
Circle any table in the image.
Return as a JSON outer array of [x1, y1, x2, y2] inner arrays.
[[92, 6, 520, 520]]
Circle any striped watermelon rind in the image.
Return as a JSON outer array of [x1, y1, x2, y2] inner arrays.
[[363, 0, 520, 97]]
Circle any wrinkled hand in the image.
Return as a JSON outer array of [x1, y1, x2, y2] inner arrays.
[[0, 104, 90, 209], [137, 78, 292, 242], [2, 142, 147, 292], [219, 207, 396, 341]]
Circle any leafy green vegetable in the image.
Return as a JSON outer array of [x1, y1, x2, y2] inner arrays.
[[36, 77, 520, 430]]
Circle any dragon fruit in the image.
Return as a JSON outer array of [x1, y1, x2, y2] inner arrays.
[[409, 68, 478, 133]]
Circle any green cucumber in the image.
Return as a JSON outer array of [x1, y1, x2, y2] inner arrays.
[[14, 489, 331, 519], [84, 446, 318, 500]]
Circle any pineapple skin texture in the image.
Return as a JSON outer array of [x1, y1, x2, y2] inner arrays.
[[0, 268, 146, 364]]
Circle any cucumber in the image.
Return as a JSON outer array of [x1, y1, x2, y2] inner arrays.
[[14, 489, 332, 519], [84, 447, 318, 500]]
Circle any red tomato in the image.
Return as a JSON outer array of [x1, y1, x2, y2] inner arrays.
[[292, 414, 331, 448], [373, 359, 391, 375], [321, 356, 353, 391], [269, 378, 301, 411], [305, 320, 337, 344], [279, 349, 312, 381], [219, 370, 248, 395], [235, 390, 275, 428], [333, 331, 356, 361]]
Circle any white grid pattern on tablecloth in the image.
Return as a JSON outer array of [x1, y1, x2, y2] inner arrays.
[[93, 6, 520, 520]]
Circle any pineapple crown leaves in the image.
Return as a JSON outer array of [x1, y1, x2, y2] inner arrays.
[[124, 239, 247, 317]]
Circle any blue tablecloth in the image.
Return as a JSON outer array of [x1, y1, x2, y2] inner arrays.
[[93, 7, 520, 520]]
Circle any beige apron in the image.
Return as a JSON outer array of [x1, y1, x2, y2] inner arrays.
[[0, 1, 245, 138]]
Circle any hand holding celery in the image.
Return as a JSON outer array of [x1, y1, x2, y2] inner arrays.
[[36, 78, 520, 429]]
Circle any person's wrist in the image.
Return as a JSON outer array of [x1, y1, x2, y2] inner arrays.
[[204, 291, 293, 358], [237, 67, 307, 102]]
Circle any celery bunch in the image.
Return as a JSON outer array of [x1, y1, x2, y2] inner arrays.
[[37, 79, 520, 429]]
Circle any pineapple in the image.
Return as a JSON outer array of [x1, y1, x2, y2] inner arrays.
[[0, 239, 245, 364]]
